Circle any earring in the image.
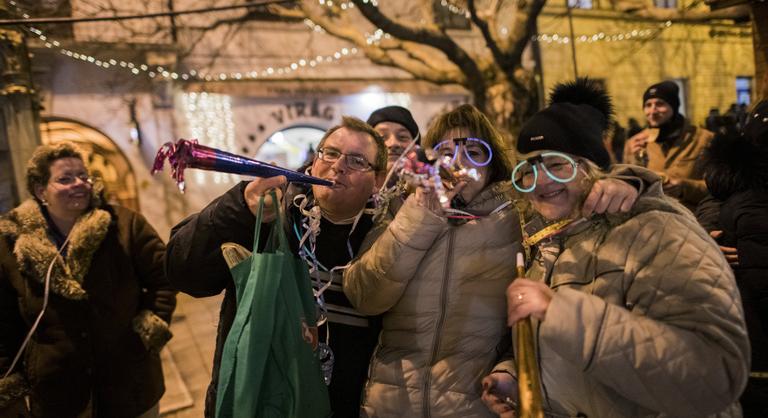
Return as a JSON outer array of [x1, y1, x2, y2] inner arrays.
[[40, 198, 48, 206]]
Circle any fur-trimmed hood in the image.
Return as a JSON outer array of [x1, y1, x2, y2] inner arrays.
[[0, 199, 111, 300], [704, 132, 768, 200]]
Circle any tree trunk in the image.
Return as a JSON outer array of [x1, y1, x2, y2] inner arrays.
[[479, 69, 540, 145]]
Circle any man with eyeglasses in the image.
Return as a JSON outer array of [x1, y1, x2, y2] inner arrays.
[[165, 116, 387, 418]]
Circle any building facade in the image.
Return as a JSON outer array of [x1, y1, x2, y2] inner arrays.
[[17, 0, 756, 236]]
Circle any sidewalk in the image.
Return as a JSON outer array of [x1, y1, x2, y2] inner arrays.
[[159, 292, 223, 417]]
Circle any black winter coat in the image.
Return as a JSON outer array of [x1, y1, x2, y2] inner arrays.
[[0, 201, 176, 418], [166, 182, 379, 418], [704, 122, 768, 417]]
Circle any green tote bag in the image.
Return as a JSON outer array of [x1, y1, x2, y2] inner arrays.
[[215, 192, 331, 418]]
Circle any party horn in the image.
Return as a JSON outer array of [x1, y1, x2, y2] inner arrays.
[[152, 139, 334, 192]]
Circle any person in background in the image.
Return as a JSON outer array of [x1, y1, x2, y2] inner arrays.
[[344, 103, 642, 418], [623, 80, 714, 211], [702, 99, 768, 417], [705, 107, 722, 132], [626, 116, 643, 138], [602, 118, 626, 164], [366, 105, 420, 171], [0, 142, 176, 418], [482, 78, 748, 418], [166, 116, 387, 418]]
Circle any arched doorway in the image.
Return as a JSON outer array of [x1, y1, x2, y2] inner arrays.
[[40, 117, 140, 211], [255, 125, 326, 170]]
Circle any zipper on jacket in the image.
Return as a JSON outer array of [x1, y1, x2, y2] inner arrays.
[[422, 229, 455, 418]]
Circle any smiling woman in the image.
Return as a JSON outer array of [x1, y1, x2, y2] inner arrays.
[[0, 142, 177, 418], [482, 78, 749, 418]]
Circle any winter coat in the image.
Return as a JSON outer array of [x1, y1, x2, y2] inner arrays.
[[623, 120, 714, 211], [165, 182, 379, 418], [495, 184, 750, 418], [0, 200, 175, 418], [343, 181, 521, 418], [703, 126, 768, 416]]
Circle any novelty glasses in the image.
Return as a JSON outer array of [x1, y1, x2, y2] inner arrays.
[[511, 152, 579, 193], [431, 137, 493, 167]]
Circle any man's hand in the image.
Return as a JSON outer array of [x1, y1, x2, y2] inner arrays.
[[710, 230, 739, 267], [626, 132, 649, 156], [582, 178, 638, 217], [481, 372, 517, 417], [244, 176, 288, 222]]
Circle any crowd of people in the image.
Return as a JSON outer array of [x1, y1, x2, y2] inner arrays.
[[0, 76, 765, 418]]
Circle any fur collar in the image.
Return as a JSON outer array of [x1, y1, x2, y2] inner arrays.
[[0, 200, 111, 300]]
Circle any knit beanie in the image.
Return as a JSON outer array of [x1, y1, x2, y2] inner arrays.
[[643, 81, 680, 114], [366, 106, 420, 142], [517, 78, 613, 169]]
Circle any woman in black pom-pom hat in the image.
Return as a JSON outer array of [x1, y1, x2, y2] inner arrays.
[[482, 78, 750, 418]]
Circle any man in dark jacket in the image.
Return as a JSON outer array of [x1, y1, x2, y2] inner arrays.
[[166, 116, 387, 418]]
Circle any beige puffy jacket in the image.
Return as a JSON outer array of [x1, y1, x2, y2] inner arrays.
[[496, 188, 750, 418], [344, 181, 522, 418]]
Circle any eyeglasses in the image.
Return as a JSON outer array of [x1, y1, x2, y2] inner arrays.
[[431, 137, 493, 167], [511, 152, 579, 193], [51, 173, 92, 186], [317, 147, 376, 172]]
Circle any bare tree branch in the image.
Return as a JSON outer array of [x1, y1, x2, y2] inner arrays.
[[350, 0, 487, 107], [352, 0, 482, 76], [509, 0, 546, 68], [467, 0, 510, 69]]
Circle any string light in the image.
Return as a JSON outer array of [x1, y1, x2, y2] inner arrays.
[[533, 21, 672, 44], [27, 25, 358, 80], [14, 3, 358, 81], [305, 17, 388, 46]]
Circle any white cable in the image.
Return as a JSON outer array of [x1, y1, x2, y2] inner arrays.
[[3, 235, 71, 379]]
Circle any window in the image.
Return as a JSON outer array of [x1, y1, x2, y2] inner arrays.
[[736, 76, 752, 105], [568, 0, 593, 9], [670, 78, 688, 116], [654, 0, 677, 8]]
